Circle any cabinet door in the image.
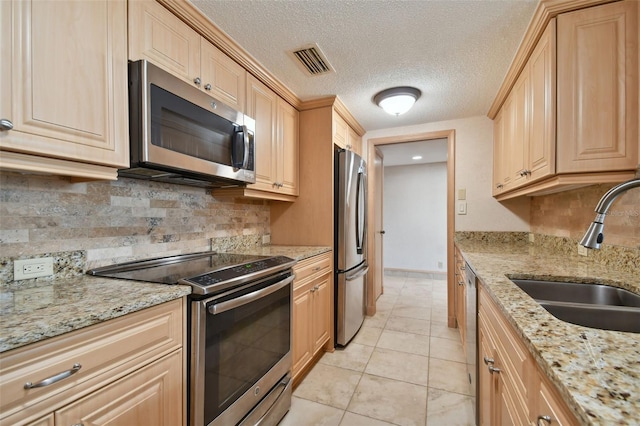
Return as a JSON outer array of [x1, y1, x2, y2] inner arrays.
[[536, 374, 579, 426], [333, 114, 349, 149], [509, 70, 529, 189], [201, 40, 246, 113], [292, 287, 312, 376], [277, 99, 299, 196], [500, 95, 515, 190], [0, 0, 128, 170], [128, 0, 201, 86], [348, 127, 362, 155], [478, 319, 495, 426], [557, 0, 638, 173], [528, 18, 556, 183], [246, 74, 278, 191], [55, 350, 183, 426], [311, 274, 331, 352], [26, 415, 54, 426], [492, 109, 506, 195]]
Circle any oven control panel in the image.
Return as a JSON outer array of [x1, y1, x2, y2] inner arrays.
[[187, 256, 295, 290]]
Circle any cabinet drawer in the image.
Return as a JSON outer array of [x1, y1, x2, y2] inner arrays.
[[0, 299, 184, 426], [293, 252, 331, 287], [480, 291, 532, 407]]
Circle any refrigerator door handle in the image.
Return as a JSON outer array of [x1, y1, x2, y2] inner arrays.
[[345, 265, 369, 281], [355, 168, 365, 254]]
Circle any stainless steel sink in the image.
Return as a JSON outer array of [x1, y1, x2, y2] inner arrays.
[[511, 279, 640, 307], [510, 279, 640, 333], [539, 302, 640, 333]]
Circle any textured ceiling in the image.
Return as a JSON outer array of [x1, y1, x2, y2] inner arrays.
[[191, 0, 537, 131]]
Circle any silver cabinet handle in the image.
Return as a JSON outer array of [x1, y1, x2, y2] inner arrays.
[[488, 365, 501, 374], [483, 357, 494, 365], [24, 363, 82, 389], [204, 83, 212, 91], [537, 415, 552, 425], [0, 119, 13, 131], [312, 267, 321, 271], [193, 77, 201, 86], [72, 424, 85, 426]]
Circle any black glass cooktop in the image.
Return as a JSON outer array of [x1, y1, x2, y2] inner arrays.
[[88, 251, 295, 295]]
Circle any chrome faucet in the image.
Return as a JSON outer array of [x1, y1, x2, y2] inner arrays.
[[580, 178, 640, 249]]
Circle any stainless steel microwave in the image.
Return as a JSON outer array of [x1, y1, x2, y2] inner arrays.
[[122, 60, 255, 188]]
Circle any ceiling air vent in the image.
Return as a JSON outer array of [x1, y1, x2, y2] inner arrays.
[[289, 43, 334, 76]]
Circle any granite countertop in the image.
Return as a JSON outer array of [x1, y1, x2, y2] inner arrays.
[[0, 245, 330, 354], [0, 275, 191, 354], [455, 238, 640, 425], [233, 245, 331, 261]]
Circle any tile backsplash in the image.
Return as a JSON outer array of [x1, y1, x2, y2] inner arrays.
[[0, 172, 270, 276], [530, 183, 640, 249]]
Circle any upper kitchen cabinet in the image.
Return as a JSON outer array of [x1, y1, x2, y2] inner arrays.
[[0, 0, 129, 181], [213, 74, 299, 201], [333, 112, 363, 155], [490, 0, 638, 200], [557, 0, 638, 173], [129, 0, 246, 113], [493, 19, 556, 195]]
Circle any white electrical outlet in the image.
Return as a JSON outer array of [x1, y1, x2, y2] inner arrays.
[[577, 244, 589, 257], [14, 257, 54, 280], [529, 233, 535, 243], [262, 234, 271, 245]]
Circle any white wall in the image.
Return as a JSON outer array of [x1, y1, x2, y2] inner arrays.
[[384, 162, 447, 272], [364, 115, 530, 231]]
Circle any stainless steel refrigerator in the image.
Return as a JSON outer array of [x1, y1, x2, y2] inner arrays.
[[334, 149, 368, 346]]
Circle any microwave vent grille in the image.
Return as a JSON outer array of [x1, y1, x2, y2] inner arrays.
[[289, 43, 334, 76]]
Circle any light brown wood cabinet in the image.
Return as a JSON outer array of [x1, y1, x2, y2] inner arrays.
[[478, 283, 578, 426], [333, 113, 362, 155], [129, 0, 246, 112], [557, 0, 638, 174], [493, 19, 556, 196], [0, 299, 185, 426], [492, 1, 638, 200], [213, 74, 299, 201], [0, 0, 129, 181], [292, 252, 332, 387], [454, 246, 467, 351]]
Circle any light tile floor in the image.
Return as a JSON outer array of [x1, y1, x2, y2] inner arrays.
[[279, 274, 475, 426]]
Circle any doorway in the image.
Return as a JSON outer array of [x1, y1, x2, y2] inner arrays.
[[366, 130, 456, 328]]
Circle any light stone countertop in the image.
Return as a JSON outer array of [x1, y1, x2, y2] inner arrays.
[[455, 238, 640, 426], [0, 245, 330, 354]]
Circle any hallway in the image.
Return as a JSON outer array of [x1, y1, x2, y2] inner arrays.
[[280, 274, 475, 426]]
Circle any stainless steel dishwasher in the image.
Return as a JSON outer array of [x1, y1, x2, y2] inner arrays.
[[465, 262, 478, 425]]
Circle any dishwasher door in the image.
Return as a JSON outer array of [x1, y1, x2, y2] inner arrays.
[[465, 263, 478, 425]]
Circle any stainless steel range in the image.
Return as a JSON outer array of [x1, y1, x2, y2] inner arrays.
[[89, 251, 296, 426]]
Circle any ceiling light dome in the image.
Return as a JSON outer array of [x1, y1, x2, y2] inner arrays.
[[374, 87, 421, 116]]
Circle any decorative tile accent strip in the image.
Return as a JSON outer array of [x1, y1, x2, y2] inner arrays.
[[454, 231, 528, 245]]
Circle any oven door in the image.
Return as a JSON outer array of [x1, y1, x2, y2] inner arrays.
[[190, 271, 293, 426]]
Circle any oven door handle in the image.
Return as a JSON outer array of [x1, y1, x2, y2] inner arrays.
[[208, 275, 294, 315]]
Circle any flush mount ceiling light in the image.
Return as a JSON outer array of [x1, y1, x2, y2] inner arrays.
[[374, 87, 421, 116]]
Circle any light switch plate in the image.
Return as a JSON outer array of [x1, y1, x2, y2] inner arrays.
[[457, 202, 467, 215], [458, 188, 466, 200]]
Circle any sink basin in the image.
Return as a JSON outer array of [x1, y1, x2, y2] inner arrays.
[[511, 279, 640, 333], [539, 302, 640, 333], [510, 279, 640, 307]]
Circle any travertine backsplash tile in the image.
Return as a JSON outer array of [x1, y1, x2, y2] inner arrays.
[[0, 172, 270, 278], [530, 183, 640, 248]]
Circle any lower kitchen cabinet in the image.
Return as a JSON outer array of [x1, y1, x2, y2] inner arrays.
[[478, 283, 578, 426], [454, 246, 466, 352], [291, 252, 332, 386], [0, 299, 185, 426]]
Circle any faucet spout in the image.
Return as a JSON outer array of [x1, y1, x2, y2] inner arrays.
[[579, 178, 640, 249]]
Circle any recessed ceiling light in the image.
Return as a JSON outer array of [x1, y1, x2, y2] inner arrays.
[[412, 155, 423, 160]]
